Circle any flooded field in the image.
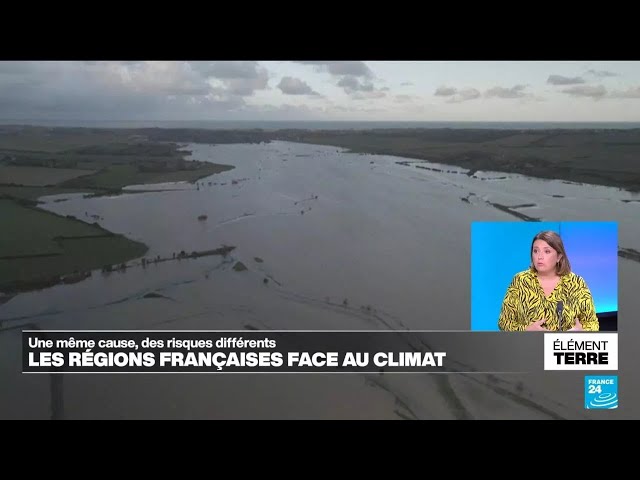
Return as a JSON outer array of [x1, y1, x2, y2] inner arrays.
[[1, 141, 638, 419]]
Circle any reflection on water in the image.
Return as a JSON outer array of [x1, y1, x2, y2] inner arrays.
[[1, 141, 639, 419]]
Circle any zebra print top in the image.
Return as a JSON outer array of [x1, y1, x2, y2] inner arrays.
[[498, 268, 599, 331]]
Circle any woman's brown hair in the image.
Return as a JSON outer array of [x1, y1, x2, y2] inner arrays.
[[530, 230, 572, 275]]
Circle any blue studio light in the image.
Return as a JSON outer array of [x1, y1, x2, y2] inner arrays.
[[471, 221, 618, 331]]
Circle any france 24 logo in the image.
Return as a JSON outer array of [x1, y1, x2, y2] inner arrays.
[[584, 376, 618, 409]]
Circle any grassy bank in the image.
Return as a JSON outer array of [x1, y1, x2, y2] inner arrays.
[[0, 125, 236, 195], [57, 162, 233, 190], [5, 124, 640, 192], [0, 185, 103, 201], [0, 126, 237, 293], [0, 199, 148, 294], [270, 128, 640, 192]]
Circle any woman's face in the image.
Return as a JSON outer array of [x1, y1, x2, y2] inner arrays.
[[532, 239, 561, 275]]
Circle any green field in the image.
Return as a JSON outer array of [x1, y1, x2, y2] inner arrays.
[[0, 199, 148, 293], [0, 126, 238, 293], [0, 185, 100, 201], [0, 166, 97, 186], [59, 163, 233, 190], [270, 129, 640, 192], [4, 125, 640, 195], [0, 126, 138, 152], [0, 125, 235, 194]]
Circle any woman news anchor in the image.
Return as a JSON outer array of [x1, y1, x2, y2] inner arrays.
[[498, 230, 599, 332]]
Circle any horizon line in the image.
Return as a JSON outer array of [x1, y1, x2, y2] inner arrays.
[[1, 119, 640, 124]]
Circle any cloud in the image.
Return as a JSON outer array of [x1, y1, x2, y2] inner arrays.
[[560, 84, 607, 99], [189, 61, 269, 96], [485, 85, 529, 99], [327, 62, 372, 77], [0, 61, 48, 75], [193, 61, 262, 79], [586, 69, 618, 78], [351, 91, 387, 100], [434, 86, 480, 103], [0, 61, 261, 120], [296, 61, 372, 78], [337, 76, 373, 92], [119, 62, 213, 96], [609, 86, 640, 99], [334, 75, 387, 100], [277, 76, 319, 96], [296, 61, 382, 98], [453, 88, 481, 102], [400, 81, 413, 86], [394, 94, 418, 103], [434, 86, 457, 97], [547, 75, 585, 85]]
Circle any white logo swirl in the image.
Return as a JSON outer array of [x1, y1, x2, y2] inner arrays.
[[587, 392, 618, 409]]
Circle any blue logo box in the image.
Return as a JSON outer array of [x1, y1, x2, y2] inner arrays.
[[585, 376, 618, 409]]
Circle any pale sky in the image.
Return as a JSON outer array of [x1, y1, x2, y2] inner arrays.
[[1, 61, 639, 122]]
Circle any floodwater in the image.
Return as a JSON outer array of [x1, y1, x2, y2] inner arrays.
[[1, 141, 638, 419]]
